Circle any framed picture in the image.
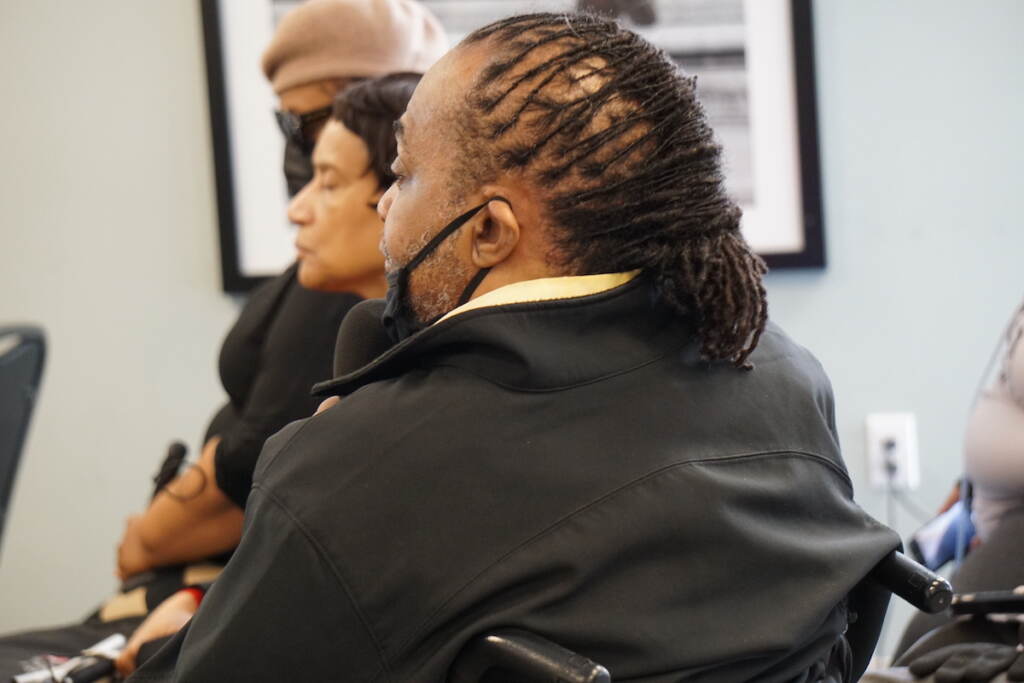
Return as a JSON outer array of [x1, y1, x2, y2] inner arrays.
[[202, 0, 824, 292]]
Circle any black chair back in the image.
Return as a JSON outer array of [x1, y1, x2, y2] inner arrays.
[[0, 325, 46, 552]]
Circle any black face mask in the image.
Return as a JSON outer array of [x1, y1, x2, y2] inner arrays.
[[382, 197, 511, 344], [283, 139, 314, 198]]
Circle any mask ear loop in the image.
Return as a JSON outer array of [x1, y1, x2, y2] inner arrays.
[[402, 197, 513, 325], [402, 199, 503, 274], [457, 267, 492, 306], [454, 197, 512, 306]]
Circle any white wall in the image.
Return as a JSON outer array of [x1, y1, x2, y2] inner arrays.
[[0, 0, 1021, 660], [0, 2, 238, 629]]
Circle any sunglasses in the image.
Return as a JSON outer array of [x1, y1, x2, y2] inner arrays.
[[274, 105, 333, 152]]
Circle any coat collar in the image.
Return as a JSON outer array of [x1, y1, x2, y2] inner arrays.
[[312, 274, 694, 397], [436, 270, 641, 323]]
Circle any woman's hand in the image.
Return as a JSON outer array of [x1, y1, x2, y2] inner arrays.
[[116, 515, 153, 580], [115, 437, 243, 575], [114, 589, 200, 677]]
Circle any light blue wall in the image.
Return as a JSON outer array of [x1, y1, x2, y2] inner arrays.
[[765, 0, 1024, 655]]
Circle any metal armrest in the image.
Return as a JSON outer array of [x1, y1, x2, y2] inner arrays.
[[448, 629, 611, 683], [870, 551, 953, 613], [951, 589, 1024, 616]]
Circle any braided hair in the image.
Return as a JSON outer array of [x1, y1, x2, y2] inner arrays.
[[458, 13, 768, 367]]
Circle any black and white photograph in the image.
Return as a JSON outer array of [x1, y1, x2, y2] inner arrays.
[[208, 0, 823, 290]]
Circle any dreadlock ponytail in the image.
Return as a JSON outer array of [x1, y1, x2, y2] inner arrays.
[[656, 227, 768, 368]]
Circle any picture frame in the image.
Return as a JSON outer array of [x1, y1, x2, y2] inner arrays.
[[765, 0, 825, 269], [201, 0, 825, 293], [201, 0, 291, 292]]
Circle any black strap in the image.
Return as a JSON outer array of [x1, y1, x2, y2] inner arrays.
[[404, 197, 511, 272], [458, 267, 492, 306]]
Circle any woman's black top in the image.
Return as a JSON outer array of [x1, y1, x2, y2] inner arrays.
[[204, 264, 359, 508]]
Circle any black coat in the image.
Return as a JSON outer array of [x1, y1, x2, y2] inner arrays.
[[131, 276, 899, 682]]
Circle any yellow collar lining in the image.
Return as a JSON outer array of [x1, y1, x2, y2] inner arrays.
[[437, 270, 641, 324]]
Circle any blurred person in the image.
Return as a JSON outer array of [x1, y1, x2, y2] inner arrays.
[[289, 74, 423, 297], [131, 14, 899, 682], [866, 298, 1024, 682], [116, 0, 445, 585], [114, 72, 421, 677], [964, 298, 1024, 544], [0, 0, 442, 676]]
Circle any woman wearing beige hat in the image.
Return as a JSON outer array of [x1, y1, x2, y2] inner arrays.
[[266, 0, 448, 196]]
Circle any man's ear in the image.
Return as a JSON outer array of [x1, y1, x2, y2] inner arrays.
[[469, 198, 520, 268]]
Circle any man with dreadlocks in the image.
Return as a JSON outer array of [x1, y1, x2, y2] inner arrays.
[[129, 13, 899, 683]]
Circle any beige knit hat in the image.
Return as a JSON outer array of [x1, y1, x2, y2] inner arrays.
[[262, 0, 448, 95]]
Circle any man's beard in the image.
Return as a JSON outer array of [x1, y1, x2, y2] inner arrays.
[[382, 229, 473, 325]]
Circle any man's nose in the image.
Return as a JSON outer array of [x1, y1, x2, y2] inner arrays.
[[377, 184, 396, 222]]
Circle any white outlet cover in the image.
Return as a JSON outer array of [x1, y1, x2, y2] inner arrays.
[[866, 412, 920, 490]]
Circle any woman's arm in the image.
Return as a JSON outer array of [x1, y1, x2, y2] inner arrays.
[[117, 437, 244, 579]]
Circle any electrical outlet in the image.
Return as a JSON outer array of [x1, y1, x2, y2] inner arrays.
[[866, 412, 920, 491]]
